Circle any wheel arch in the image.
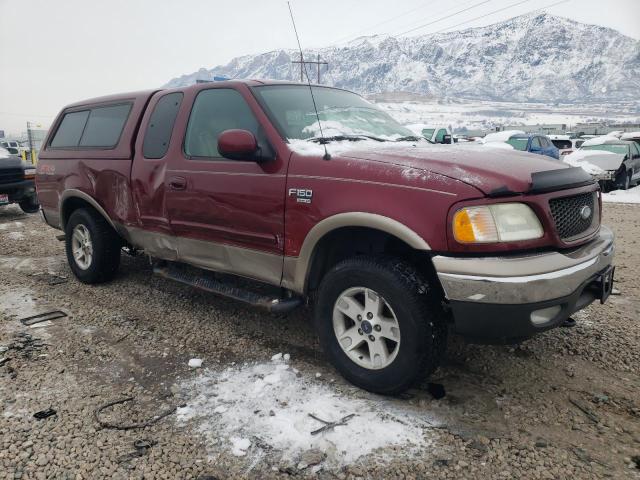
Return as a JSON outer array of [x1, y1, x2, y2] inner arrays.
[[283, 212, 432, 294], [59, 189, 118, 232]]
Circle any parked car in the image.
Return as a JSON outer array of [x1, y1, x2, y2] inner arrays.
[[549, 134, 583, 157], [0, 146, 39, 213], [509, 134, 560, 159], [1, 140, 27, 157], [621, 131, 640, 147], [405, 124, 453, 144], [483, 131, 559, 159], [579, 137, 640, 190], [36, 82, 615, 394]]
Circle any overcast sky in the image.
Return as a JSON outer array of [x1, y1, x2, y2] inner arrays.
[[1, 0, 639, 135]]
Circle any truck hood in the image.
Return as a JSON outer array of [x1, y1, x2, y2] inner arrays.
[[339, 143, 572, 195]]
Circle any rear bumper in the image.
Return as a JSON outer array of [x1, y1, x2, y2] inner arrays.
[[432, 226, 615, 343]]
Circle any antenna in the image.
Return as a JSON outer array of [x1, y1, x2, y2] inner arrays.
[[287, 1, 331, 160]]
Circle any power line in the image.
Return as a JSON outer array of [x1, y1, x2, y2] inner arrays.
[[329, 0, 437, 46], [395, 0, 493, 37], [427, 0, 570, 36]]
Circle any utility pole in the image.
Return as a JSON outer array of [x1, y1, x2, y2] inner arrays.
[[291, 53, 328, 84]]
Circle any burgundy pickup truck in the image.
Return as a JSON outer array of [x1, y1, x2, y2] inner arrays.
[[36, 81, 615, 394]]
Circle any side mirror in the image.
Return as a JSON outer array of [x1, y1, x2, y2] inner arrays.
[[218, 129, 258, 161], [442, 134, 452, 144]]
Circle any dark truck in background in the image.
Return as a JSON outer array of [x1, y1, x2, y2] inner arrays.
[[0, 147, 40, 213], [36, 81, 615, 394]]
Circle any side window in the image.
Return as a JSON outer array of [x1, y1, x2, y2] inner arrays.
[[435, 129, 446, 143], [79, 104, 132, 147], [50, 110, 90, 148], [531, 137, 542, 149], [184, 89, 259, 159], [49, 103, 131, 149], [143, 92, 183, 159], [540, 137, 549, 147]]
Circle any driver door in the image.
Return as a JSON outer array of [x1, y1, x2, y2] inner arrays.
[[165, 87, 288, 285]]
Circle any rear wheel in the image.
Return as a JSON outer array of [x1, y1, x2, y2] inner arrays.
[[314, 256, 447, 395], [19, 196, 39, 214], [65, 208, 122, 283]]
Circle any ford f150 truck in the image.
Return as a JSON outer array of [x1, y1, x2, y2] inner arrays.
[[36, 81, 615, 394]]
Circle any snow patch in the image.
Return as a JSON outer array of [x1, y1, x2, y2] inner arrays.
[[5, 232, 25, 240], [176, 357, 431, 466], [603, 185, 640, 204], [188, 358, 203, 368], [0, 288, 39, 318]]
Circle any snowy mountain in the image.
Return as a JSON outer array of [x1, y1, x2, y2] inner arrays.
[[165, 13, 640, 103]]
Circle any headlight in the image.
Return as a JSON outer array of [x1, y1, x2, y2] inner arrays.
[[24, 168, 36, 179], [453, 203, 544, 243]]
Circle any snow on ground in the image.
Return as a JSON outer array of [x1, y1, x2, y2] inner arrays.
[[0, 288, 40, 318], [5, 232, 25, 240], [375, 98, 640, 133], [603, 185, 640, 204], [177, 355, 432, 467], [0, 221, 24, 231]]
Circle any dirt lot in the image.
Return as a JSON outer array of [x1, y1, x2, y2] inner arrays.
[[1, 203, 639, 480]]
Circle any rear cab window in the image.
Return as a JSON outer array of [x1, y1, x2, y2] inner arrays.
[[49, 103, 132, 149]]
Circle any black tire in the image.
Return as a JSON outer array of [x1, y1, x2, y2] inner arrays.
[[615, 170, 631, 190], [19, 196, 39, 214], [65, 208, 122, 284], [314, 256, 447, 395]]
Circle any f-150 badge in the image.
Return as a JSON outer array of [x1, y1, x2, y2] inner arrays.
[[289, 188, 313, 204]]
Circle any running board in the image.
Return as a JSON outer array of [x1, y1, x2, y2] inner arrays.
[[153, 263, 302, 314]]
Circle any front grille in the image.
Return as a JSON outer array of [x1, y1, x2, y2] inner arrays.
[[549, 192, 597, 241], [0, 168, 23, 185]]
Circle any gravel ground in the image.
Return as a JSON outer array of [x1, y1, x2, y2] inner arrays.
[[0, 203, 639, 480]]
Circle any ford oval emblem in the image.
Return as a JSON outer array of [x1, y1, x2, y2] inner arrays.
[[580, 205, 592, 220]]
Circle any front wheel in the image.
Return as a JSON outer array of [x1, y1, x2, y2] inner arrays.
[[314, 256, 447, 395], [19, 196, 40, 214], [65, 208, 122, 284]]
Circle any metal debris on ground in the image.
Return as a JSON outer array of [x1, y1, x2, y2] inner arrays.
[[568, 396, 600, 423], [308, 413, 356, 435], [116, 439, 158, 463], [19, 310, 67, 326], [33, 408, 57, 420], [94, 396, 185, 430]]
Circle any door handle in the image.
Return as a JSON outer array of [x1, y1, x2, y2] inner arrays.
[[169, 176, 187, 190]]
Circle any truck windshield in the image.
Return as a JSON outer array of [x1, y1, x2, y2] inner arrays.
[[252, 85, 414, 142], [506, 137, 529, 151], [581, 144, 629, 156]]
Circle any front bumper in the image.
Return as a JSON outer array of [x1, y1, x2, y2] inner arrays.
[[0, 179, 37, 203], [433, 226, 615, 343], [593, 171, 615, 182]]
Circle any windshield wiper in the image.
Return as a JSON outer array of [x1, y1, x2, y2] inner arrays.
[[395, 135, 433, 143], [305, 134, 387, 144]]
